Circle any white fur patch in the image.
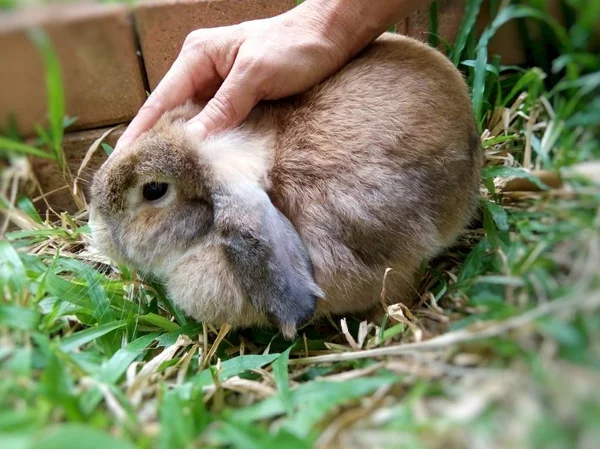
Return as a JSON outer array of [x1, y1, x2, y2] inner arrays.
[[188, 128, 275, 189]]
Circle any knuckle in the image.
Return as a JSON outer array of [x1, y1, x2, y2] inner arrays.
[[238, 47, 265, 71], [208, 94, 239, 124], [238, 42, 280, 79], [182, 29, 204, 48], [138, 99, 163, 117], [181, 30, 215, 60]]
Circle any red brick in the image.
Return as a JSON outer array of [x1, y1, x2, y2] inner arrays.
[[0, 4, 146, 137], [29, 126, 123, 215], [134, 0, 297, 90]]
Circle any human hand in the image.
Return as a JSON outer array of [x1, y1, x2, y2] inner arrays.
[[114, 8, 346, 151], [114, 0, 418, 152]]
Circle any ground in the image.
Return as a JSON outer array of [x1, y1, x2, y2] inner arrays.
[[1, 1, 599, 449]]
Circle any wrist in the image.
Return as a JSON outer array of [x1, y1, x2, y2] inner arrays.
[[288, 0, 424, 66], [281, 0, 366, 69], [290, 0, 397, 63]]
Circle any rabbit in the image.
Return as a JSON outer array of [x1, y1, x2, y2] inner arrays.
[[89, 32, 482, 339]]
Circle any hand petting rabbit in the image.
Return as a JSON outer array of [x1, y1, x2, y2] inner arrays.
[[89, 32, 482, 339]]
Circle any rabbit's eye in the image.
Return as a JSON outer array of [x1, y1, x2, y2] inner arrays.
[[142, 182, 169, 201]]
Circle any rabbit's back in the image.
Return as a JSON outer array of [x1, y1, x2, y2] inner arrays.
[[262, 33, 481, 314]]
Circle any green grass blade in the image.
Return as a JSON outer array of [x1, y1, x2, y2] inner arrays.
[[100, 332, 159, 383], [473, 4, 572, 127], [273, 346, 294, 415], [0, 136, 54, 159], [428, 0, 440, 48], [232, 375, 398, 434], [32, 424, 138, 449], [138, 313, 179, 332], [450, 0, 484, 66], [0, 240, 27, 293], [59, 320, 127, 352], [189, 354, 280, 389], [27, 27, 66, 167], [159, 387, 209, 449], [501, 67, 546, 108], [0, 304, 40, 331]]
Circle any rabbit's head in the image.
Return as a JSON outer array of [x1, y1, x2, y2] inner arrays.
[[89, 102, 322, 338], [90, 105, 215, 278]]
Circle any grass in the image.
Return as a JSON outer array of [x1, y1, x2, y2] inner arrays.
[[1, 0, 600, 448]]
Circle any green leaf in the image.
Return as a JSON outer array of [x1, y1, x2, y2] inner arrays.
[[538, 317, 586, 348], [7, 228, 70, 241], [45, 272, 93, 312], [16, 196, 43, 224], [461, 59, 500, 76], [457, 237, 489, 283], [30, 424, 138, 449], [190, 354, 280, 389], [474, 275, 526, 286], [138, 313, 179, 331], [0, 239, 27, 292], [159, 387, 209, 449], [57, 260, 117, 338], [483, 203, 501, 249], [33, 334, 83, 421], [232, 375, 398, 437], [4, 347, 33, 376], [428, 0, 440, 48], [273, 346, 294, 415], [0, 434, 31, 449], [27, 28, 66, 165], [485, 200, 509, 232], [156, 323, 203, 347], [100, 332, 159, 383], [550, 71, 600, 98], [450, 0, 484, 65], [101, 142, 113, 156], [0, 304, 40, 331], [472, 5, 566, 127], [0, 136, 54, 159], [59, 320, 127, 352], [283, 376, 397, 436], [217, 422, 264, 449], [501, 67, 546, 108]]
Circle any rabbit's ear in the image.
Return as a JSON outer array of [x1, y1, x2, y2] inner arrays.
[[212, 182, 322, 339]]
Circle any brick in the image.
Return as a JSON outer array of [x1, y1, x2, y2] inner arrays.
[[134, 0, 296, 90], [0, 4, 146, 138], [29, 126, 123, 215]]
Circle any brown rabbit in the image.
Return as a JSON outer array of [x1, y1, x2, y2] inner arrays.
[[89, 32, 482, 339]]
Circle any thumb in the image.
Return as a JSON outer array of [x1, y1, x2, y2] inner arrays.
[[187, 63, 261, 138]]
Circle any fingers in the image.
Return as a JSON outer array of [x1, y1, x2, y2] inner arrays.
[[114, 46, 218, 153], [186, 56, 263, 138]]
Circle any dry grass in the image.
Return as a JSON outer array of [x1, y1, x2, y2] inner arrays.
[[2, 1, 600, 447]]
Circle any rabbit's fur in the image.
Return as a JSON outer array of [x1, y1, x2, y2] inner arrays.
[[89, 32, 482, 338]]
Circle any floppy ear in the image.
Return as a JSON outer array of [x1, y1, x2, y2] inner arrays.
[[211, 182, 323, 339]]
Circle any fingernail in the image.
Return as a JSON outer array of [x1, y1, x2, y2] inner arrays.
[[113, 135, 132, 152], [187, 121, 209, 139]]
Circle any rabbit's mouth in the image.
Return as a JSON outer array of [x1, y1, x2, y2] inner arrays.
[[88, 204, 191, 281]]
